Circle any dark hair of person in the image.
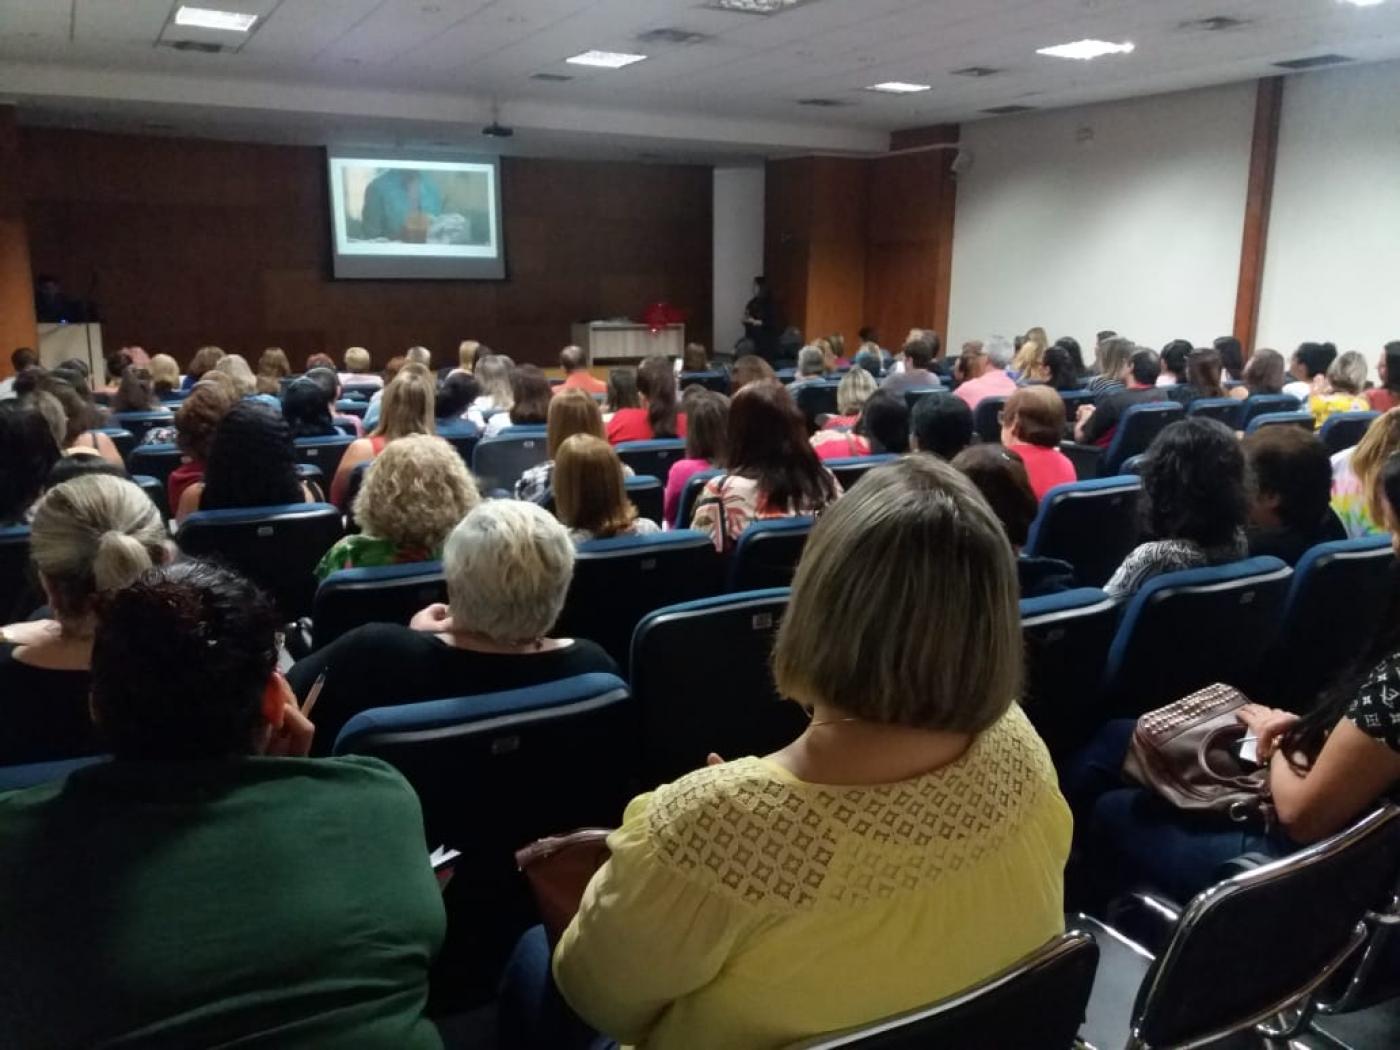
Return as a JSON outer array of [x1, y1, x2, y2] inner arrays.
[[858, 326, 877, 343], [174, 380, 237, 460], [1043, 344, 1079, 390], [45, 456, 128, 489], [305, 352, 336, 372], [281, 377, 337, 439], [1160, 340, 1192, 384], [1097, 330, 1118, 342], [1128, 348, 1161, 387], [508, 365, 553, 426], [904, 338, 936, 370], [92, 562, 279, 761], [682, 343, 709, 373], [436, 371, 479, 419], [304, 366, 339, 405], [1294, 342, 1338, 379], [1243, 348, 1286, 395], [637, 355, 681, 439], [606, 367, 639, 413], [726, 381, 838, 512], [1383, 342, 1400, 396], [951, 445, 1038, 547], [911, 394, 973, 460], [11, 347, 37, 372], [1242, 427, 1333, 533], [1139, 418, 1247, 549], [1213, 336, 1245, 381], [851, 348, 883, 379], [684, 390, 729, 464], [104, 351, 133, 385], [855, 390, 910, 454], [37, 374, 99, 445], [731, 355, 776, 390], [1186, 348, 1226, 399], [112, 367, 158, 413], [1054, 336, 1087, 378], [0, 400, 61, 523], [200, 403, 304, 510]]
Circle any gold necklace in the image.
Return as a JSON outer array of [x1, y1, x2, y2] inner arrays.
[[807, 716, 862, 730]]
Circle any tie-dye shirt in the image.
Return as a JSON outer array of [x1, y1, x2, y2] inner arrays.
[[1331, 447, 1384, 539]]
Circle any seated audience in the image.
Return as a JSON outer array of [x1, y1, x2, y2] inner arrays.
[[1233, 346, 1287, 400], [0, 346, 37, 400], [472, 354, 515, 418], [304, 365, 365, 436], [954, 336, 1017, 408], [339, 346, 383, 390], [37, 373, 125, 468], [434, 371, 483, 436], [164, 379, 238, 511], [99, 350, 132, 395], [730, 354, 776, 391], [604, 366, 640, 422], [448, 339, 478, 377], [0, 401, 62, 524], [1244, 427, 1346, 564], [1214, 335, 1246, 385], [214, 353, 279, 409], [880, 336, 942, 398], [484, 364, 552, 439], [607, 355, 687, 444], [953, 445, 1075, 598], [1283, 341, 1339, 402], [850, 347, 883, 380], [282, 376, 340, 439], [178, 403, 316, 522], [525, 456, 1069, 1049], [316, 434, 479, 579], [1332, 409, 1400, 537], [814, 367, 876, 434], [824, 333, 849, 370], [1309, 350, 1370, 428], [814, 390, 909, 461], [1066, 454, 1400, 905], [1157, 340, 1192, 388], [516, 390, 620, 503], [43, 455, 128, 490], [554, 434, 661, 542], [330, 366, 436, 507], [680, 342, 711, 375], [1000, 386, 1077, 499], [1039, 343, 1082, 392], [1169, 347, 1228, 406], [555, 344, 606, 396], [255, 346, 291, 396], [1054, 336, 1089, 382], [148, 353, 182, 399], [1075, 348, 1165, 447], [1367, 342, 1400, 413], [1010, 336, 1047, 383], [111, 367, 159, 413], [692, 381, 840, 551], [0, 474, 168, 764], [910, 394, 974, 460], [788, 346, 828, 390], [1105, 418, 1248, 598], [181, 344, 225, 390], [1086, 336, 1134, 397], [0, 560, 445, 1047], [664, 390, 729, 526], [289, 500, 618, 752], [306, 352, 336, 373]]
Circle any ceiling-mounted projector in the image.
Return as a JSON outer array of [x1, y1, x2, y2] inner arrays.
[[482, 122, 514, 138]]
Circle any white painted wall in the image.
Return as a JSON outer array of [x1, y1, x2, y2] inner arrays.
[[1257, 62, 1400, 363], [712, 165, 766, 356], [947, 83, 1256, 356]]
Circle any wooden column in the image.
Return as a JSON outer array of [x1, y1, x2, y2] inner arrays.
[[1233, 78, 1284, 355], [0, 107, 38, 376]]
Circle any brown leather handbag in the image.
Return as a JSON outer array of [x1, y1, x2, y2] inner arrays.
[[515, 828, 613, 945], [1123, 683, 1277, 829]]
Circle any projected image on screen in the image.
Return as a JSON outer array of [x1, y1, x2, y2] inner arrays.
[[327, 154, 505, 280]]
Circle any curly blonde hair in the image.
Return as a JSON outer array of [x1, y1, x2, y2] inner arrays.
[[353, 435, 480, 550]]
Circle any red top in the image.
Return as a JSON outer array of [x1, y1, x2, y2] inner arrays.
[[167, 459, 204, 512], [555, 372, 607, 396], [1009, 442, 1078, 502], [1367, 389, 1398, 413], [606, 408, 687, 445]]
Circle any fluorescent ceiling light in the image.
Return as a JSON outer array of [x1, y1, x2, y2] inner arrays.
[[708, 0, 814, 12], [865, 81, 931, 94], [1338, 0, 1386, 7], [1037, 39, 1135, 61], [566, 50, 648, 69], [174, 6, 258, 32]]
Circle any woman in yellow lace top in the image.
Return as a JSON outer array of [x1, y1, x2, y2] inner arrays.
[[543, 456, 1071, 1049]]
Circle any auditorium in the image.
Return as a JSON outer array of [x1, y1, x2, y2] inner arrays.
[[5, 1, 1400, 1046]]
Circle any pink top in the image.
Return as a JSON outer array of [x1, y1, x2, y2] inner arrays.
[[1009, 442, 1078, 501], [812, 431, 871, 461], [953, 369, 1017, 409], [665, 457, 714, 528]]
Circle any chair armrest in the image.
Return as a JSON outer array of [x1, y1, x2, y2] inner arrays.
[[1214, 852, 1276, 880]]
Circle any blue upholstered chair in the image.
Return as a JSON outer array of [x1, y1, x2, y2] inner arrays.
[[1024, 477, 1143, 589]]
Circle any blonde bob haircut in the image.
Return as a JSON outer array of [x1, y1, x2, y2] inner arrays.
[[836, 367, 877, 416], [554, 434, 636, 538], [443, 499, 575, 644], [354, 434, 480, 551], [1352, 408, 1400, 528], [773, 455, 1021, 732], [547, 389, 606, 457], [372, 366, 436, 440], [213, 354, 256, 397]]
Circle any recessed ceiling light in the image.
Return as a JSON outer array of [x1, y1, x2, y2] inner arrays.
[[1036, 39, 1135, 61], [1338, 0, 1386, 7], [707, 0, 815, 14], [865, 81, 931, 94], [173, 6, 258, 32], [566, 50, 648, 69]]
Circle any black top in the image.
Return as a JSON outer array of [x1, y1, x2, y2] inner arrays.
[[1082, 386, 1167, 446], [1017, 556, 1078, 600], [0, 644, 100, 765], [1348, 650, 1400, 753], [287, 624, 620, 755], [1246, 510, 1348, 566]]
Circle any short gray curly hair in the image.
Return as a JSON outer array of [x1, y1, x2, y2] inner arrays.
[[443, 499, 575, 643]]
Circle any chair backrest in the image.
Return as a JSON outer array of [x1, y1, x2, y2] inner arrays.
[[0, 755, 109, 792], [292, 434, 356, 480], [614, 439, 688, 484], [1129, 806, 1400, 1049], [340, 382, 380, 402], [334, 398, 368, 418], [1239, 393, 1302, 429], [1118, 454, 1146, 475], [796, 932, 1099, 1050], [554, 530, 723, 671], [1246, 410, 1315, 435], [1100, 556, 1293, 718], [472, 433, 549, 493], [0, 523, 35, 623], [109, 411, 174, 442], [679, 370, 730, 395], [1255, 536, 1397, 711], [1059, 389, 1095, 416], [1020, 589, 1122, 755], [903, 387, 944, 413], [497, 424, 547, 439], [673, 467, 723, 529], [130, 473, 169, 520], [973, 396, 1008, 444], [1187, 397, 1244, 429], [177, 503, 344, 620], [728, 516, 815, 591], [794, 380, 841, 429], [631, 589, 804, 785], [127, 442, 183, 488], [1101, 401, 1184, 475], [538, 475, 663, 528], [1024, 477, 1143, 588], [1320, 411, 1380, 455], [824, 454, 899, 494], [440, 430, 480, 470], [311, 561, 448, 651]]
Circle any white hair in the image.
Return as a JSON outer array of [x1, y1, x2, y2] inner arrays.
[[984, 335, 1015, 369], [443, 500, 575, 643], [797, 346, 826, 376], [406, 345, 431, 367]]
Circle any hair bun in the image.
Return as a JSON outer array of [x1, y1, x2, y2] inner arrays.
[[92, 529, 155, 593]]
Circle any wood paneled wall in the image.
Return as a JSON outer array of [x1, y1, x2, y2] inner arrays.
[[20, 128, 713, 370], [0, 109, 37, 376]]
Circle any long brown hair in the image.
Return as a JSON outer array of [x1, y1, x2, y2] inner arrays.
[[509, 365, 553, 426], [372, 366, 435, 440], [554, 434, 637, 538], [637, 355, 680, 439], [547, 390, 605, 458], [726, 381, 838, 512]]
